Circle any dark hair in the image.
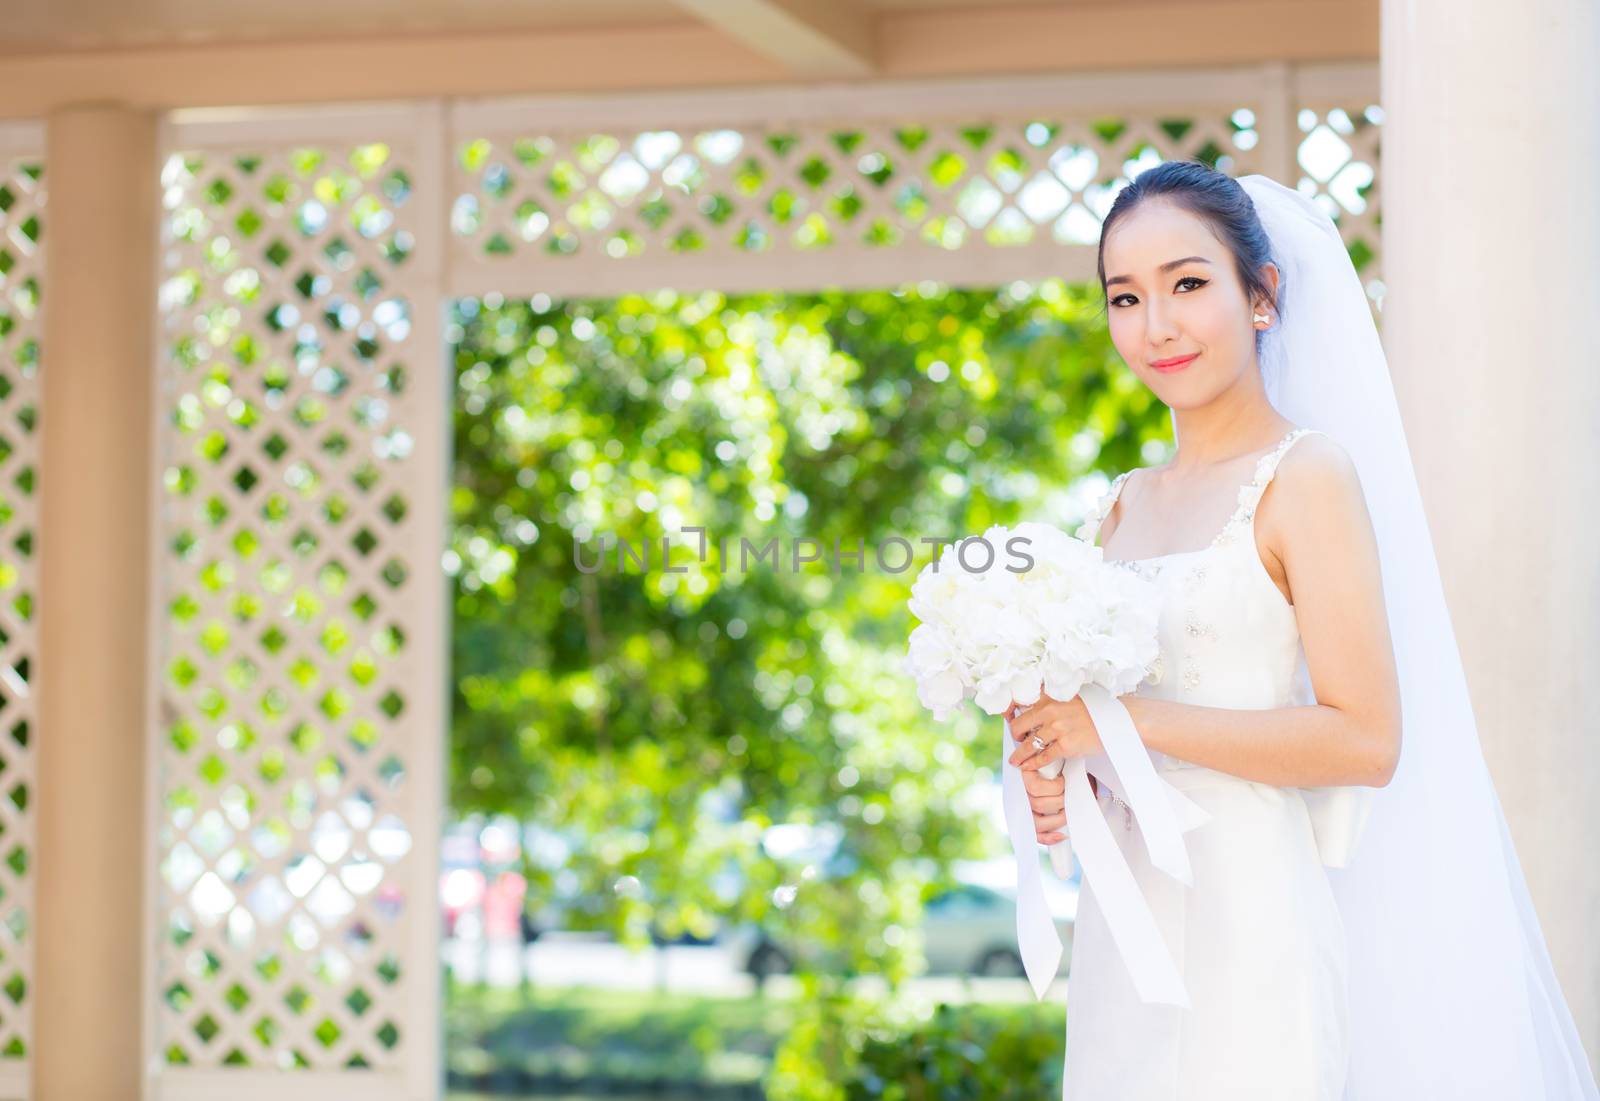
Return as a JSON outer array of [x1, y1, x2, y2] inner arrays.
[[1095, 160, 1280, 331]]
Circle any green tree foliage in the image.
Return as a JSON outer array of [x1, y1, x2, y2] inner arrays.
[[445, 279, 1164, 987]]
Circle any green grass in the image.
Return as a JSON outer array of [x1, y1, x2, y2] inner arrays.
[[447, 980, 1067, 1099], [447, 984, 790, 1097]]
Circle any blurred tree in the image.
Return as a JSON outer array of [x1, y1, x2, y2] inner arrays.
[[445, 279, 1165, 985]]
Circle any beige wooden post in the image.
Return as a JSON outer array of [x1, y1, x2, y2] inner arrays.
[[1382, 0, 1600, 1071], [35, 102, 159, 1101]]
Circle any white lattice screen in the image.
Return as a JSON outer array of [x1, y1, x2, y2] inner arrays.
[[0, 122, 42, 1101], [149, 104, 445, 1101], [139, 66, 1379, 1100], [1295, 97, 1384, 308], [446, 65, 1382, 307]]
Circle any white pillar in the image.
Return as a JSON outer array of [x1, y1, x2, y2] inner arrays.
[[36, 103, 159, 1101], [1381, 0, 1600, 1071]]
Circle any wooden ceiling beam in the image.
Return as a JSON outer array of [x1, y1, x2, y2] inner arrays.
[[0, 3, 1379, 119], [668, 0, 875, 77]]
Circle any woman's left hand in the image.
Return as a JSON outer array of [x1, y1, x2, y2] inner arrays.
[[1005, 692, 1103, 770]]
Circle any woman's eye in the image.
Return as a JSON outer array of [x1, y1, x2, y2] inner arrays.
[[1110, 277, 1206, 309]]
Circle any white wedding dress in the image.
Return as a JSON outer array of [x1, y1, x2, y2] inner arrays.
[[1063, 426, 1351, 1099]]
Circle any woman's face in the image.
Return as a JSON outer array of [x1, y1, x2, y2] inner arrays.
[[1100, 199, 1272, 406]]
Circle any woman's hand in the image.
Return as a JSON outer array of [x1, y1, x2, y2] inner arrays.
[[1004, 693, 1103, 773], [1020, 767, 1069, 844]]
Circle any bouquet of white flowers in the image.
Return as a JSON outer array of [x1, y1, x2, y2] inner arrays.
[[902, 521, 1212, 1006], [904, 521, 1160, 722]]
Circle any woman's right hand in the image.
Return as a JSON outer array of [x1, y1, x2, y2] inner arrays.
[[1021, 768, 1096, 844]]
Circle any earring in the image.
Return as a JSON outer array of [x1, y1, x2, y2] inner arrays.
[[1253, 313, 1271, 326]]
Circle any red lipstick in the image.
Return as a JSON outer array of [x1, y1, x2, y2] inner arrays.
[[1150, 353, 1198, 374]]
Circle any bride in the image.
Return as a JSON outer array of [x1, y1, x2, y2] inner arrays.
[[1003, 162, 1598, 1099]]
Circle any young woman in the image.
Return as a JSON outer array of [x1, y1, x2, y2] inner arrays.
[[1004, 162, 1597, 1099]]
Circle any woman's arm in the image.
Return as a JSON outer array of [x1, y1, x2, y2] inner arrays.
[[1127, 434, 1402, 788], [1125, 697, 1393, 788]]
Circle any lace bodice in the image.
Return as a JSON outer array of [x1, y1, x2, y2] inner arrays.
[[1076, 428, 1325, 766]]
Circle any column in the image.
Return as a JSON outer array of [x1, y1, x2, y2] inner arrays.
[[1381, 0, 1600, 1069], [36, 102, 159, 1101]]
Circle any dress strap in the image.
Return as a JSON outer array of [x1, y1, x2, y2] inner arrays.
[[1079, 427, 1325, 550], [1076, 469, 1135, 546], [1212, 427, 1325, 548]]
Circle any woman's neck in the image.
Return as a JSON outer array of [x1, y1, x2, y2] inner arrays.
[[1167, 401, 1291, 471]]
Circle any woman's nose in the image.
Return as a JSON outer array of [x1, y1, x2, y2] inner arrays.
[[1145, 299, 1179, 344]]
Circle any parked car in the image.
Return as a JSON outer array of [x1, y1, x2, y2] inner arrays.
[[923, 880, 1076, 976], [724, 860, 1078, 979]]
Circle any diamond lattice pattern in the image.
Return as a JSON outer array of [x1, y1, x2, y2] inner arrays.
[[154, 142, 424, 1072], [1295, 102, 1383, 307], [451, 113, 1263, 263], [0, 147, 41, 1088]]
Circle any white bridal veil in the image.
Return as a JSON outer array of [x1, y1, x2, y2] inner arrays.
[[1227, 173, 1597, 1098]]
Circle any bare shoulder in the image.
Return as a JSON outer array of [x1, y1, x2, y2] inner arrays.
[[1266, 430, 1376, 550], [1276, 430, 1364, 500]]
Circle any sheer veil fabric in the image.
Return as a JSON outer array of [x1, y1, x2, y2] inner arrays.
[[1192, 175, 1599, 1097]]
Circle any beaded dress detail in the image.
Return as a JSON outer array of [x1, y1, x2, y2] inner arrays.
[[1074, 428, 1319, 741]]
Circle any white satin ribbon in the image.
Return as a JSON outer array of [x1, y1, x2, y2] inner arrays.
[[1001, 713, 1063, 1000], [1002, 684, 1212, 1005]]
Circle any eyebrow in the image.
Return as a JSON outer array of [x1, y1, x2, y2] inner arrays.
[[1105, 255, 1213, 288]]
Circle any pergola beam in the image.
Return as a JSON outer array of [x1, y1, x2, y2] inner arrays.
[[669, 0, 876, 77], [0, 3, 1382, 117]]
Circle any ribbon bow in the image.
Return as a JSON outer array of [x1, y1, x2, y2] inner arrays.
[[1001, 683, 1212, 1004]]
